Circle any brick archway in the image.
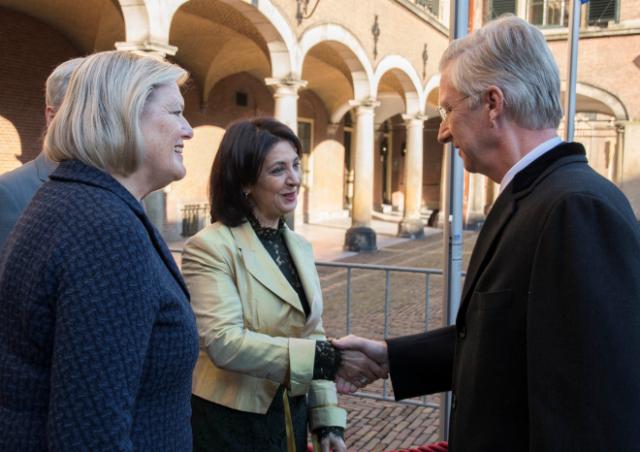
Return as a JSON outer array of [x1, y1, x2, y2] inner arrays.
[[0, 8, 81, 172]]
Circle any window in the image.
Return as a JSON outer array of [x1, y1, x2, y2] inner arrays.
[[526, 0, 617, 28], [528, 0, 569, 27], [235, 91, 248, 107], [488, 0, 516, 20], [297, 121, 312, 154], [587, 0, 617, 25], [415, 0, 440, 17]]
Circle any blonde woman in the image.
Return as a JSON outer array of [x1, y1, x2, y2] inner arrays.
[[0, 51, 198, 450]]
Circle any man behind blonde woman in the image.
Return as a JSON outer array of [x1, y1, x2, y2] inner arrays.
[[0, 57, 84, 251]]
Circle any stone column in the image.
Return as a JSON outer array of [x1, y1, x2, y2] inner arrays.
[[484, 177, 498, 214], [610, 123, 625, 184], [344, 98, 379, 251], [265, 77, 308, 228], [434, 145, 448, 229], [116, 0, 186, 59], [619, 121, 640, 218], [398, 114, 427, 238], [265, 77, 307, 132], [465, 173, 486, 229], [516, 0, 527, 19]]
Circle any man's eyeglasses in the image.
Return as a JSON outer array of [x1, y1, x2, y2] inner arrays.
[[437, 95, 470, 123]]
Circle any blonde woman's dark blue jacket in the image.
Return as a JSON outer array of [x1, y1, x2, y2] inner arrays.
[[0, 159, 199, 451]]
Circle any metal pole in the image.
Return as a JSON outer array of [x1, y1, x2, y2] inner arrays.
[[346, 268, 352, 334], [383, 270, 391, 399], [564, 0, 581, 141], [440, 0, 468, 441], [424, 274, 431, 332]]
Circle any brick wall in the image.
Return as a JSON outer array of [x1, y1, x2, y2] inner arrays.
[[0, 8, 80, 175], [271, 0, 449, 81], [620, 0, 640, 22], [548, 34, 640, 120]]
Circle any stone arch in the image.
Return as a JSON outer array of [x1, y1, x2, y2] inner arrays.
[[330, 102, 355, 124], [423, 73, 441, 115], [217, 0, 296, 78], [169, 0, 295, 104], [374, 96, 408, 125], [116, 0, 187, 54], [0, 0, 125, 53], [373, 55, 424, 116], [296, 23, 374, 102], [574, 82, 629, 120]]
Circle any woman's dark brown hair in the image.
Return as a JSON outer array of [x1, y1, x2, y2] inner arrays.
[[209, 117, 302, 227]]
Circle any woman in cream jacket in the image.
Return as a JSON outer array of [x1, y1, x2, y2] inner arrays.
[[183, 118, 356, 452]]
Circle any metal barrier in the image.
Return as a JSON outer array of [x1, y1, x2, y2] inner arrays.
[[181, 204, 209, 237], [169, 248, 460, 410], [316, 260, 447, 409]]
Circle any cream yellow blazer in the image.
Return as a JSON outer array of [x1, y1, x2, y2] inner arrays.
[[182, 221, 346, 431]]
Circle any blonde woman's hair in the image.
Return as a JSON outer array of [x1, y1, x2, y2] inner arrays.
[[44, 51, 188, 176]]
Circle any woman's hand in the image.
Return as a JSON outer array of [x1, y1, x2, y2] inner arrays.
[[334, 375, 359, 394], [319, 431, 346, 452], [331, 335, 389, 392]]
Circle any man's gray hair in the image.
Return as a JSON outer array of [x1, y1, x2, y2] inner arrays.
[[45, 57, 85, 109], [440, 15, 563, 130]]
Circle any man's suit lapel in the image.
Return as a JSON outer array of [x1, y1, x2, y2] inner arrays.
[[458, 188, 516, 318], [232, 222, 304, 314], [458, 142, 587, 322]]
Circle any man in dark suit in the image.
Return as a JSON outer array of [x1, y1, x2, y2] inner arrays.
[[334, 15, 640, 451], [0, 57, 83, 250]]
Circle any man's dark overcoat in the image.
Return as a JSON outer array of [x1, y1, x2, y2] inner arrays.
[[387, 142, 640, 451]]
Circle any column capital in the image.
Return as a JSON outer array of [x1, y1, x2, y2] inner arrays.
[[614, 121, 628, 131], [349, 97, 380, 110], [115, 41, 178, 58], [401, 113, 429, 124], [265, 76, 308, 91], [267, 76, 303, 136]]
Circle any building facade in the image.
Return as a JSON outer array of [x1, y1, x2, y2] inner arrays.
[[1, 0, 638, 244], [469, 0, 640, 223]]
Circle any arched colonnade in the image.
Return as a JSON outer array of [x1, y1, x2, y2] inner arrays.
[[0, 0, 631, 243]]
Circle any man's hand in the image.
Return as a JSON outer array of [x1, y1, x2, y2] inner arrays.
[[332, 335, 389, 393]]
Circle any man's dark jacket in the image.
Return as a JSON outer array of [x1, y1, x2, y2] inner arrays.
[[387, 142, 640, 451]]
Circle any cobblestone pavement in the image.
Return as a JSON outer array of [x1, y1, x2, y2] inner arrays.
[[317, 232, 478, 451]]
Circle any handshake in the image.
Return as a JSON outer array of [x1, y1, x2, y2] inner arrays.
[[331, 335, 389, 394]]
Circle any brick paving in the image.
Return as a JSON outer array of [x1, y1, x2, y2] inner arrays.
[[317, 232, 478, 451]]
